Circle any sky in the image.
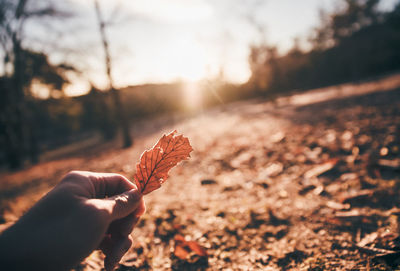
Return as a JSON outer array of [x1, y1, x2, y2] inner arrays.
[[19, 0, 400, 96]]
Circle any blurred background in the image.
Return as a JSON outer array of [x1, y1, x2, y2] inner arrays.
[[1, 0, 399, 170], [1, 0, 400, 269]]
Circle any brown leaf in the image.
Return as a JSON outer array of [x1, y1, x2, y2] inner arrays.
[[326, 201, 350, 210], [357, 232, 378, 247], [134, 130, 193, 195], [187, 241, 208, 257], [378, 159, 400, 170], [173, 234, 208, 259], [303, 158, 339, 179], [174, 245, 189, 260], [174, 234, 190, 260], [174, 234, 185, 243]]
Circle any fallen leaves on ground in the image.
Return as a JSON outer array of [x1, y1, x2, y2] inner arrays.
[[2, 85, 400, 270]]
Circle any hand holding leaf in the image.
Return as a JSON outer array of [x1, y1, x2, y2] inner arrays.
[[133, 130, 193, 195]]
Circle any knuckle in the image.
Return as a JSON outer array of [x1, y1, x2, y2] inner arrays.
[[63, 171, 84, 183], [65, 170, 82, 178]]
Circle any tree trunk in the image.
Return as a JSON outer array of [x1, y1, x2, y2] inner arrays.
[[2, 106, 23, 169], [110, 88, 131, 147], [26, 100, 39, 164], [8, 35, 26, 169], [94, 0, 132, 148]]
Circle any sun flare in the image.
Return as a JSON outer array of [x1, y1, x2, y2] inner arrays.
[[183, 82, 202, 110], [162, 37, 208, 82]]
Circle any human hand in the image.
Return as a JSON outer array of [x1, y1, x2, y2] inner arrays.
[[0, 171, 146, 271]]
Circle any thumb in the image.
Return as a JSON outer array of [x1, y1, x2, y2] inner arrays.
[[107, 188, 142, 220]]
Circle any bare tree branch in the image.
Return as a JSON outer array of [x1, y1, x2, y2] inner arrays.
[[93, 0, 132, 148]]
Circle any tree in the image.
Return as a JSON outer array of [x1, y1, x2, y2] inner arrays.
[[81, 84, 116, 141], [311, 0, 381, 49], [248, 44, 281, 95], [0, 0, 71, 168], [93, 0, 132, 148], [246, 0, 400, 96]]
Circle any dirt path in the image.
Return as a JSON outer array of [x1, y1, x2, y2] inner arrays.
[[1, 76, 400, 270]]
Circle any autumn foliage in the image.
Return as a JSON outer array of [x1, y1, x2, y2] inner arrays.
[[133, 130, 193, 195]]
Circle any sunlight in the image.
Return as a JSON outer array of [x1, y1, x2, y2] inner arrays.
[[126, 0, 214, 23], [164, 37, 208, 82], [31, 81, 50, 99], [64, 79, 90, 97], [183, 81, 202, 110]]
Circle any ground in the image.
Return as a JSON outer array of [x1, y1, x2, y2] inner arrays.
[[1, 74, 400, 270]]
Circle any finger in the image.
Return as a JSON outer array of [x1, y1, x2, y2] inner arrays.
[[99, 234, 113, 255], [104, 235, 133, 271], [90, 172, 136, 198], [108, 198, 145, 236], [108, 214, 138, 237], [107, 188, 142, 220], [120, 198, 146, 235], [133, 198, 146, 217]]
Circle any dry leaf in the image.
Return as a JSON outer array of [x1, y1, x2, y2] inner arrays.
[[304, 158, 339, 179], [174, 234, 208, 259], [174, 245, 190, 260], [174, 235, 189, 259], [134, 130, 193, 195], [186, 241, 208, 257]]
